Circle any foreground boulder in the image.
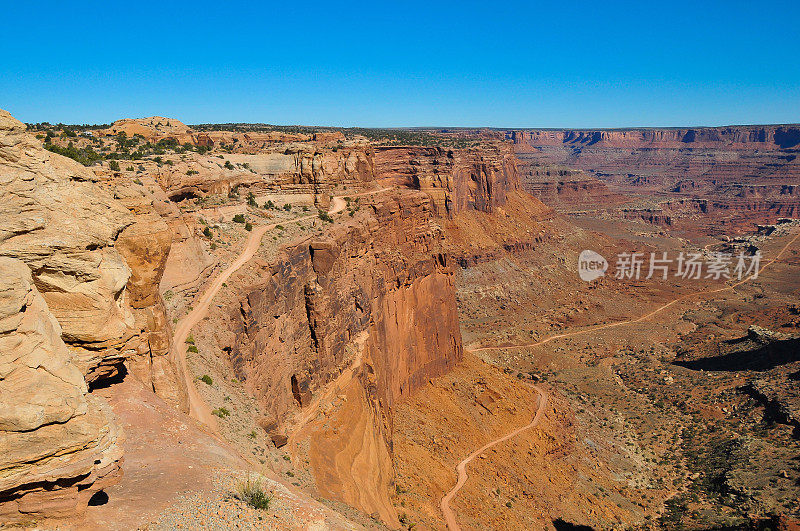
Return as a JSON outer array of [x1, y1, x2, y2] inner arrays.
[[0, 257, 122, 519], [0, 108, 184, 519]]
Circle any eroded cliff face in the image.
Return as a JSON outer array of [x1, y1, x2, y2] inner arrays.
[[0, 109, 184, 518], [155, 146, 375, 209], [225, 190, 462, 523], [510, 125, 800, 227], [374, 143, 519, 216]]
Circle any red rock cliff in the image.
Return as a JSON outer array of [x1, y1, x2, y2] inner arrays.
[[374, 143, 519, 217]]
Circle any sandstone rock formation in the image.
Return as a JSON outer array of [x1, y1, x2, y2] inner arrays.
[[0, 257, 122, 519], [154, 147, 375, 209], [374, 143, 519, 216], [0, 109, 185, 518], [223, 190, 462, 524]]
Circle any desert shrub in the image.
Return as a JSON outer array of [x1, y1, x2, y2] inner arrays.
[[282, 203, 291, 211], [126, 166, 135, 171], [318, 210, 333, 223], [200, 375, 213, 385], [211, 407, 230, 418], [232, 214, 246, 223], [187, 345, 198, 353], [244, 222, 253, 231], [108, 160, 120, 171], [234, 475, 272, 510], [186, 169, 199, 175], [224, 160, 234, 170], [44, 142, 104, 166], [247, 191, 257, 207], [203, 226, 212, 238], [184, 334, 193, 344], [275, 225, 284, 231]]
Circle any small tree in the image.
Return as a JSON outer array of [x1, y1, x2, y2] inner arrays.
[[108, 160, 120, 171], [232, 214, 246, 224]]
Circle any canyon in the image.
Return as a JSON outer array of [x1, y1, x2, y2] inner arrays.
[[2, 112, 799, 529]]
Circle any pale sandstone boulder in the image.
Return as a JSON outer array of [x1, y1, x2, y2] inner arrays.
[[0, 257, 122, 519], [0, 109, 185, 407], [0, 109, 137, 376]]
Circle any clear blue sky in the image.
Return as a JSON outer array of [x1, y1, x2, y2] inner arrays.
[[2, 1, 798, 128]]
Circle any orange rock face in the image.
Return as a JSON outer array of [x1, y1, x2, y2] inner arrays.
[[374, 143, 519, 216], [225, 190, 462, 523]]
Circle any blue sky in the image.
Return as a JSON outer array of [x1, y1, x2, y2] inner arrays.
[[2, 1, 799, 128]]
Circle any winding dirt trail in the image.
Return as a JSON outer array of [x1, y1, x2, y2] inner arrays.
[[472, 228, 800, 353], [440, 227, 799, 530], [170, 188, 389, 430], [440, 384, 548, 531]]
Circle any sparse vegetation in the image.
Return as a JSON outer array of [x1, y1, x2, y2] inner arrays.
[[212, 407, 230, 418], [187, 345, 198, 353], [234, 475, 272, 511], [200, 375, 213, 385], [232, 214, 246, 224], [318, 210, 334, 223]]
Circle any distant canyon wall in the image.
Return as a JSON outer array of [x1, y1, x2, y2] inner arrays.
[[510, 125, 800, 223], [373, 143, 519, 216]]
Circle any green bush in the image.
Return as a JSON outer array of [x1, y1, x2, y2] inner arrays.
[[232, 214, 246, 223], [200, 375, 213, 385], [224, 160, 234, 170], [187, 345, 198, 353], [244, 222, 253, 231], [185, 334, 194, 344], [212, 407, 230, 418], [318, 210, 334, 223], [283, 203, 291, 211], [234, 475, 272, 510], [203, 226, 212, 238], [247, 192, 258, 207], [108, 160, 120, 171]]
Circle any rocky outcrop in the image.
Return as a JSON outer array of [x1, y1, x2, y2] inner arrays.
[[230, 190, 461, 421], [517, 162, 622, 210], [155, 147, 375, 209], [0, 109, 184, 517], [226, 190, 462, 523], [0, 257, 122, 520], [374, 143, 519, 216]]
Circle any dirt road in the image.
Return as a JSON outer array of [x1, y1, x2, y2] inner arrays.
[[170, 188, 389, 430], [472, 228, 800, 353], [440, 383, 548, 531], [440, 227, 798, 529]]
